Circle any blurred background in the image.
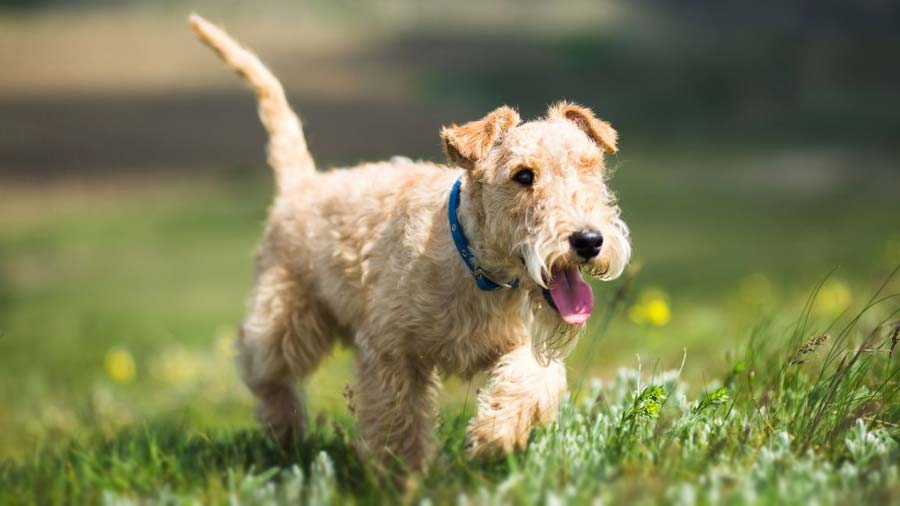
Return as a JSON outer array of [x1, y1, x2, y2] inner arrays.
[[1, 0, 898, 458]]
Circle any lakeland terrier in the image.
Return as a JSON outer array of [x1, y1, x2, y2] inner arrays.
[[190, 15, 631, 471]]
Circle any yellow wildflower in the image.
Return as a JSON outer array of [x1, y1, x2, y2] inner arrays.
[[104, 347, 136, 384], [628, 287, 671, 327], [645, 299, 671, 326], [813, 279, 851, 317]]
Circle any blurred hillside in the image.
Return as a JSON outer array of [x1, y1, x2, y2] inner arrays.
[[1, 0, 898, 178]]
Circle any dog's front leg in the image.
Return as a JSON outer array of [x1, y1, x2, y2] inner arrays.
[[466, 344, 567, 459], [355, 349, 440, 472]]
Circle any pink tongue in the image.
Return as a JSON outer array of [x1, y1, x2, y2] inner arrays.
[[548, 267, 594, 325]]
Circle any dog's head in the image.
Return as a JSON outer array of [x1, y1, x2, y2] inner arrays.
[[442, 102, 631, 360]]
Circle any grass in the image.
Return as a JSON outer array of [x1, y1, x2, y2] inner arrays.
[[1, 294, 897, 504], [1, 146, 899, 503]]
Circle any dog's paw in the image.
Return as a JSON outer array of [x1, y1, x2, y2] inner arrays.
[[266, 416, 305, 448], [464, 417, 527, 460], [255, 388, 306, 448]]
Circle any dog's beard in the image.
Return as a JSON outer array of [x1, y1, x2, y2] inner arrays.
[[518, 217, 630, 364], [524, 295, 585, 365], [519, 242, 587, 365]]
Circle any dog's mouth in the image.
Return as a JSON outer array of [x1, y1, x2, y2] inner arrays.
[[540, 265, 594, 326]]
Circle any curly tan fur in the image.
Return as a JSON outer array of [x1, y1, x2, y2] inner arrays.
[[190, 15, 630, 472]]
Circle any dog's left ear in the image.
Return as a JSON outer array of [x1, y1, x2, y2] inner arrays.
[[548, 102, 618, 154], [441, 106, 521, 170]]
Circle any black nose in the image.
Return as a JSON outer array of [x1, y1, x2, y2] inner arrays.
[[569, 230, 603, 260]]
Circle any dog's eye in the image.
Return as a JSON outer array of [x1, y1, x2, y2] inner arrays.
[[512, 168, 535, 186]]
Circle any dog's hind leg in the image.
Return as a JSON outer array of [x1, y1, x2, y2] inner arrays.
[[238, 265, 335, 446]]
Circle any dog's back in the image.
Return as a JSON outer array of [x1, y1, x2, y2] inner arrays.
[[261, 161, 464, 334]]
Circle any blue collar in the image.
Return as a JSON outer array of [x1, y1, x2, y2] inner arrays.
[[448, 178, 519, 291]]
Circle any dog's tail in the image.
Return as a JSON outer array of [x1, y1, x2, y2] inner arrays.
[[189, 14, 314, 191]]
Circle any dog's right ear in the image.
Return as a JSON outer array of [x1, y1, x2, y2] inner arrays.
[[441, 106, 521, 170]]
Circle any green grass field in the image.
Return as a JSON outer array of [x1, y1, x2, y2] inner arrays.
[[1, 145, 899, 504]]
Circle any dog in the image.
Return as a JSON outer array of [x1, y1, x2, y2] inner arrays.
[[189, 14, 631, 472]]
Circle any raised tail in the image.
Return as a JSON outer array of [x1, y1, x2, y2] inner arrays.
[[189, 14, 314, 191]]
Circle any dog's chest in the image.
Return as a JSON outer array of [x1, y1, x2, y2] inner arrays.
[[415, 293, 527, 377]]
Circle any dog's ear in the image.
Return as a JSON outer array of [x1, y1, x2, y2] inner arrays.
[[441, 106, 521, 170], [548, 101, 618, 154]]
